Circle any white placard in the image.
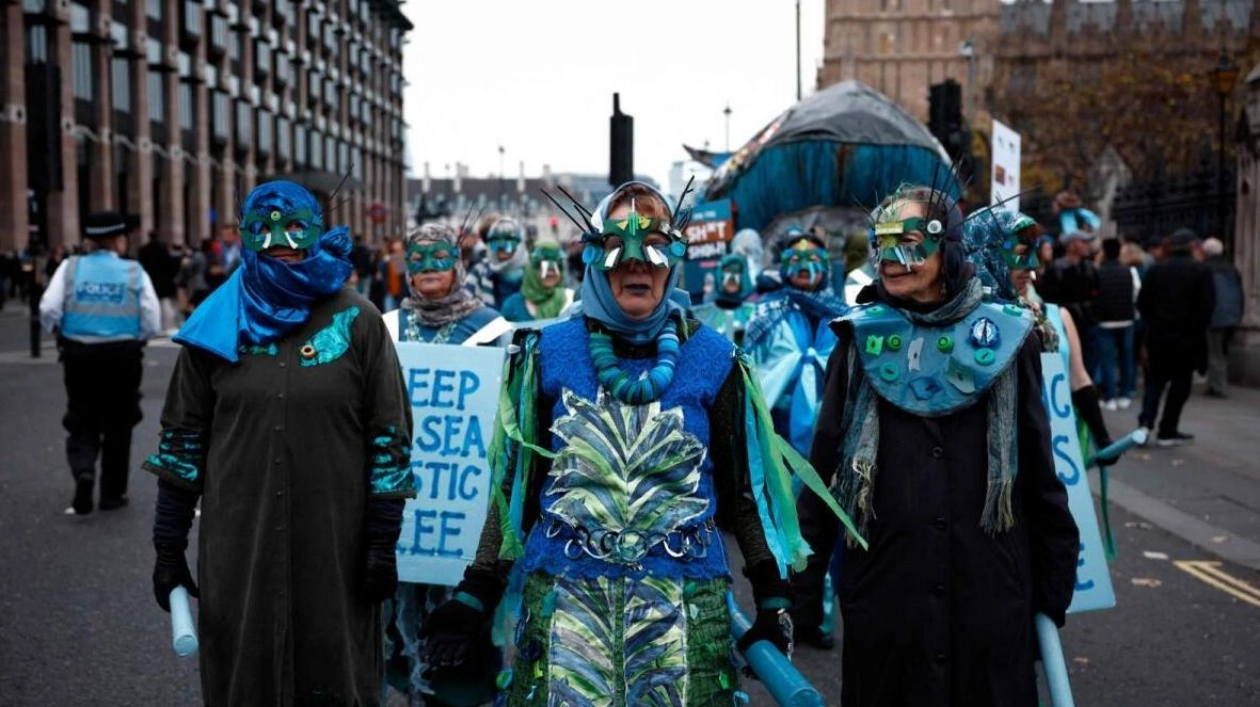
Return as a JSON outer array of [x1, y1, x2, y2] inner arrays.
[[393, 342, 506, 586], [991, 119, 1022, 214]]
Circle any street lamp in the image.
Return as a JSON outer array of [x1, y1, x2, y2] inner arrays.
[[723, 103, 732, 152], [1208, 50, 1240, 249]]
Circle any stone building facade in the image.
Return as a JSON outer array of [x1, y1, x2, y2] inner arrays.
[[817, 0, 999, 121], [1, 0, 412, 253]]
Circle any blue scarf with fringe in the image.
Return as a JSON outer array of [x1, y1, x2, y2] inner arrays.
[[174, 227, 354, 362]]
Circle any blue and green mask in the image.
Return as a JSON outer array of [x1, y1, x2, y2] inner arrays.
[[406, 240, 459, 274], [239, 181, 325, 252], [1000, 215, 1042, 272], [584, 201, 687, 271], [780, 238, 830, 284], [871, 216, 944, 268], [531, 244, 565, 281], [486, 220, 523, 257]]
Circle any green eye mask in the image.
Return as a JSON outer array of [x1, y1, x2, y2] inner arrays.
[[406, 242, 459, 274], [241, 208, 323, 251], [871, 216, 944, 267], [531, 246, 565, 280], [587, 208, 687, 271]]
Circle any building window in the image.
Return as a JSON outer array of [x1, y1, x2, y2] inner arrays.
[[212, 92, 230, 139], [183, 0, 202, 37], [295, 123, 307, 164], [325, 136, 336, 169], [229, 32, 240, 62], [277, 116, 291, 159], [72, 42, 94, 100], [256, 41, 272, 74], [352, 147, 362, 181], [310, 131, 323, 169], [235, 100, 252, 145], [258, 111, 273, 153], [211, 15, 228, 51], [112, 57, 131, 113], [179, 84, 194, 131], [148, 71, 165, 121], [147, 0, 161, 20]]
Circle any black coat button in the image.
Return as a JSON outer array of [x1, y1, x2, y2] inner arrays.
[[935, 653, 947, 665], [932, 446, 944, 458], [933, 517, 947, 530], [933, 583, 946, 597]]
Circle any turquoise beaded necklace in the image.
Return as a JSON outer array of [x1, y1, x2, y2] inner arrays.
[[588, 318, 681, 405]]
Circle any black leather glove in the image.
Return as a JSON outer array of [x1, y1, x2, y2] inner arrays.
[[739, 559, 795, 657], [361, 498, 404, 603], [360, 544, 398, 603], [421, 593, 490, 668], [1072, 385, 1116, 466], [737, 607, 794, 657], [153, 544, 199, 612], [152, 479, 200, 612]]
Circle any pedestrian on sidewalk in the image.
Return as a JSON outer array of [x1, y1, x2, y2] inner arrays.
[[39, 213, 161, 515], [144, 180, 415, 707], [1137, 228, 1215, 447], [138, 231, 180, 333], [1038, 229, 1102, 377], [795, 186, 1079, 707], [1201, 237, 1243, 398], [1094, 238, 1140, 410]]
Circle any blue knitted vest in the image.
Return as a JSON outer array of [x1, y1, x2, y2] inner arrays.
[[523, 317, 736, 581]]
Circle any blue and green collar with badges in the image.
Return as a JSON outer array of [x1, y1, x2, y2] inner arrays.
[[835, 300, 1033, 416]]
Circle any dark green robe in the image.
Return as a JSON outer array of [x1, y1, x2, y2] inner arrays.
[[146, 288, 414, 707]]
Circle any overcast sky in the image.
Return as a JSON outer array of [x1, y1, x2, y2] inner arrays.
[[401, 0, 826, 187]]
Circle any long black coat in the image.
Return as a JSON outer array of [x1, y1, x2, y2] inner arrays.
[[795, 329, 1079, 707]]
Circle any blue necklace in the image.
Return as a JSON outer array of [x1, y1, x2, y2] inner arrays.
[[588, 318, 681, 405]]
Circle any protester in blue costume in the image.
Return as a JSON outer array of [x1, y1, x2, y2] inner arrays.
[[144, 180, 416, 707], [381, 221, 509, 707], [793, 184, 1079, 707], [499, 239, 574, 323], [466, 218, 527, 309], [693, 253, 756, 344], [745, 226, 849, 460], [966, 209, 1121, 557], [419, 181, 863, 707], [385, 223, 511, 346]]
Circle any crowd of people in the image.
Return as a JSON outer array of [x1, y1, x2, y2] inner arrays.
[[28, 174, 1248, 707]]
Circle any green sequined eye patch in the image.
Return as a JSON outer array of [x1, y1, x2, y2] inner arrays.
[[406, 241, 459, 273]]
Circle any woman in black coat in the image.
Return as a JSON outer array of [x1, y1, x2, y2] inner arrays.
[[793, 185, 1080, 707]]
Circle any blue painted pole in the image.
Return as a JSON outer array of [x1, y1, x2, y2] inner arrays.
[[1087, 428, 1149, 469], [170, 586, 198, 657], [728, 594, 824, 707], [1035, 613, 1075, 707]]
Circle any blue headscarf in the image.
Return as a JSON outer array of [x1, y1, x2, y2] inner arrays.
[[578, 181, 691, 345], [175, 181, 354, 362]]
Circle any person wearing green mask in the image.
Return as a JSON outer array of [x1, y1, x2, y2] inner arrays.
[[499, 239, 574, 323], [693, 253, 756, 345]]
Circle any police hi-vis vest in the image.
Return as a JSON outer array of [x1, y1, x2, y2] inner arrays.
[[61, 253, 143, 342]]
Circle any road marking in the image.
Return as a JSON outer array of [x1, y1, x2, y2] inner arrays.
[[1174, 560, 1260, 609]]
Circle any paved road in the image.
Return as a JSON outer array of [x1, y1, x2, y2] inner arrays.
[[0, 307, 1257, 706]]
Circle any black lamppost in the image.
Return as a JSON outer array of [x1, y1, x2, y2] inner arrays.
[[1208, 50, 1240, 249]]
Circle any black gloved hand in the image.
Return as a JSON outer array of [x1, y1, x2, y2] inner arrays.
[[421, 594, 489, 668], [360, 544, 398, 603], [737, 607, 794, 657], [153, 544, 199, 612], [1072, 385, 1116, 466], [361, 498, 404, 603]]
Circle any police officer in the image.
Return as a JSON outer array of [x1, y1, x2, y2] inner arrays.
[[39, 212, 161, 515]]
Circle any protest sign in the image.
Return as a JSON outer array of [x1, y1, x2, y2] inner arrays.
[[393, 342, 506, 586], [1040, 353, 1116, 614]]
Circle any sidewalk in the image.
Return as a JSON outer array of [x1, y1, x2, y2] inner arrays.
[[1097, 385, 1260, 570]]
